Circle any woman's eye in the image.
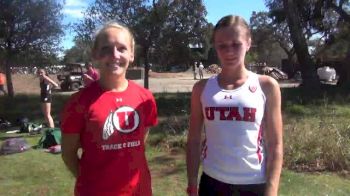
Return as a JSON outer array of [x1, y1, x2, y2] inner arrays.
[[217, 44, 228, 50], [118, 47, 127, 52], [100, 47, 112, 55], [232, 43, 241, 48]]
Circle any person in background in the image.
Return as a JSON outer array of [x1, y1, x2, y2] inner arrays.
[[0, 70, 7, 95], [198, 62, 204, 79], [83, 62, 99, 86], [186, 15, 283, 196], [193, 62, 198, 80], [61, 22, 158, 196], [38, 68, 59, 128]]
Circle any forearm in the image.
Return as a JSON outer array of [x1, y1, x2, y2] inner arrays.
[[186, 140, 201, 187], [62, 152, 80, 178], [265, 144, 283, 196], [43, 75, 58, 87]]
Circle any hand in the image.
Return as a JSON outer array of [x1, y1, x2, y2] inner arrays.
[[186, 186, 198, 196]]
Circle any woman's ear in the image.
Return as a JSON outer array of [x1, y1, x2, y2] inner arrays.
[[129, 52, 135, 63], [246, 37, 252, 52]]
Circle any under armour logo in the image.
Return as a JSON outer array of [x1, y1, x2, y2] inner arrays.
[[116, 98, 123, 102], [249, 85, 257, 93], [224, 95, 233, 99]]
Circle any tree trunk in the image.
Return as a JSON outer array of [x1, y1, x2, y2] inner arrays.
[[337, 45, 350, 88], [283, 0, 320, 89], [5, 57, 14, 97], [143, 47, 150, 89]]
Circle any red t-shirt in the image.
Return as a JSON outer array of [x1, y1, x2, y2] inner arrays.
[[61, 81, 158, 196]]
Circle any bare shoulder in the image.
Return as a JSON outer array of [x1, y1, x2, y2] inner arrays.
[[258, 75, 280, 95], [192, 79, 208, 96]]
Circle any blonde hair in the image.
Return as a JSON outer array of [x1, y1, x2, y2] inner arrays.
[[212, 15, 251, 43], [92, 22, 135, 53]]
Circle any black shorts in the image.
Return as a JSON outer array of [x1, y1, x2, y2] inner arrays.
[[40, 94, 52, 103], [199, 172, 266, 196]]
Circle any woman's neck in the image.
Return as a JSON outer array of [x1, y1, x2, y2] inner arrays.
[[99, 76, 128, 92], [218, 66, 249, 90]]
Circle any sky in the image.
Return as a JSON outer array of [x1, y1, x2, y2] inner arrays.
[[61, 0, 267, 52]]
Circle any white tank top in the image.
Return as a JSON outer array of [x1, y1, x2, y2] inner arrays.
[[201, 71, 266, 184]]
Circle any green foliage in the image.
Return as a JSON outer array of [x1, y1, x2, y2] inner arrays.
[[284, 116, 350, 171], [73, 0, 209, 68], [250, 11, 291, 65], [0, 0, 64, 96], [0, 0, 64, 61], [279, 170, 350, 195]]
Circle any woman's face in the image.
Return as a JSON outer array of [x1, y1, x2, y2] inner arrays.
[[93, 27, 134, 78], [214, 25, 251, 68], [38, 69, 45, 76]]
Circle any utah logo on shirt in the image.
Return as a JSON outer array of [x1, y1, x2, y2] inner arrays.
[[102, 106, 140, 140]]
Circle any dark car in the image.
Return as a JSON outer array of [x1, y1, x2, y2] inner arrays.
[[57, 63, 85, 91]]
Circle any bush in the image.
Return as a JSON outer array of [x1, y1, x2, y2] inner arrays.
[[284, 116, 350, 171]]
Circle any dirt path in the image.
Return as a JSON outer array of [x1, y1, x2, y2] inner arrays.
[[8, 71, 299, 95]]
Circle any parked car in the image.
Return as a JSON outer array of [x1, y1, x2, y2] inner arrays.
[[57, 63, 84, 91], [317, 66, 336, 81]]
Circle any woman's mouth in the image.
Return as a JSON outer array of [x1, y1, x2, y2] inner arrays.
[[107, 62, 124, 68]]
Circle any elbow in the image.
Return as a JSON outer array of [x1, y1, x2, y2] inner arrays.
[[61, 148, 78, 163], [267, 142, 283, 159], [272, 147, 283, 160]]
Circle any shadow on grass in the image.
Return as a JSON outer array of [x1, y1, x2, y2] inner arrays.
[[148, 153, 186, 177]]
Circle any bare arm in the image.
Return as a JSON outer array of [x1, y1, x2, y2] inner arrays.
[[83, 74, 94, 81], [186, 80, 206, 196], [260, 76, 283, 196], [42, 75, 59, 88], [61, 133, 81, 178]]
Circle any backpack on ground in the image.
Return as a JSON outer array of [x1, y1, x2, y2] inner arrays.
[[0, 117, 12, 130], [20, 122, 42, 134], [37, 128, 61, 149], [0, 137, 31, 155]]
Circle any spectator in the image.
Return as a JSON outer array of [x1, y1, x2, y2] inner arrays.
[[0, 70, 6, 95], [198, 62, 204, 79], [38, 68, 59, 128], [83, 62, 99, 87]]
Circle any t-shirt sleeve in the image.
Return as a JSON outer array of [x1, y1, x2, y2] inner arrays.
[[60, 92, 86, 134], [144, 91, 158, 127]]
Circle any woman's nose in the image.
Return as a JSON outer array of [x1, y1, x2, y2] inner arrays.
[[112, 47, 121, 59]]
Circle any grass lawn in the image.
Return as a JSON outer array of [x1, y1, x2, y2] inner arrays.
[[1, 133, 350, 196], [1, 88, 350, 195]]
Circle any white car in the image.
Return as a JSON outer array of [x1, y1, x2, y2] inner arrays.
[[317, 66, 336, 81]]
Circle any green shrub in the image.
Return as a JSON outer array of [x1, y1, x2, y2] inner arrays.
[[284, 116, 350, 171]]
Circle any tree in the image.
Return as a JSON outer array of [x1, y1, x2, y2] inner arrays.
[[250, 11, 291, 67], [75, 0, 208, 88], [63, 38, 91, 64], [0, 0, 64, 97], [283, 0, 320, 88], [266, 0, 321, 88], [266, 0, 350, 88]]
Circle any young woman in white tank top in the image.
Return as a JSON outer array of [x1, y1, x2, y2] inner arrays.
[[186, 15, 283, 196]]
